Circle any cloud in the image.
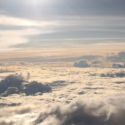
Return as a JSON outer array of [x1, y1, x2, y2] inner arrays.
[[0, 74, 24, 95], [24, 81, 52, 96], [73, 60, 90, 67], [0, 14, 58, 27], [1, 92, 125, 124], [1, 0, 125, 19], [48, 80, 67, 87], [90, 71, 125, 78], [91, 60, 102, 64], [27, 72, 30, 80], [90, 58, 106, 67], [0, 15, 56, 52], [32, 93, 125, 125], [100, 72, 125, 78], [0, 74, 52, 97], [112, 63, 125, 68], [107, 51, 125, 62], [1, 87, 19, 97], [0, 102, 21, 107], [0, 68, 14, 73], [0, 55, 99, 63]]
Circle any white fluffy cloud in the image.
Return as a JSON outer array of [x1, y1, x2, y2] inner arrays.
[[1, 93, 125, 125]]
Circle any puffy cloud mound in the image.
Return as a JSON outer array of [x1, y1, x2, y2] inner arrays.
[[112, 63, 125, 68], [0, 74, 24, 95], [24, 81, 52, 95], [107, 51, 125, 62], [100, 72, 125, 78], [0, 74, 52, 96], [91, 60, 101, 64], [1, 87, 19, 97], [73, 60, 90, 67]]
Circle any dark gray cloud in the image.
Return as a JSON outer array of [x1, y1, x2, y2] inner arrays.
[[114, 81, 125, 84], [24, 81, 52, 96], [0, 74, 24, 95], [1, 87, 19, 97], [100, 72, 125, 78], [0, 74, 52, 97], [73, 60, 90, 67], [112, 63, 125, 68]]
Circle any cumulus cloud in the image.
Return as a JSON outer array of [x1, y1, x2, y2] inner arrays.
[[1, 87, 19, 97], [112, 63, 125, 68], [107, 51, 125, 62], [90, 58, 106, 67], [0, 74, 24, 95], [0, 74, 52, 97], [24, 81, 52, 96], [73, 60, 90, 67]]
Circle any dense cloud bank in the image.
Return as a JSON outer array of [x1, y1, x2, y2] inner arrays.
[[0, 74, 52, 96], [1, 93, 125, 125], [33, 94, 125, 125]]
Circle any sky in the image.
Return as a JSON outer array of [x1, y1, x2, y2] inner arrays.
[[0, 0, 125, 61], [1, 1, 125, 124]]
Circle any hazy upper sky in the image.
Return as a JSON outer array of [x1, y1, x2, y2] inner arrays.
[[0, 0, 125, 61]]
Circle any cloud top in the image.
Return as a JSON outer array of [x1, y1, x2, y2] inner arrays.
[[73, 60, 90, 68], [0, 74, 52, 96]]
